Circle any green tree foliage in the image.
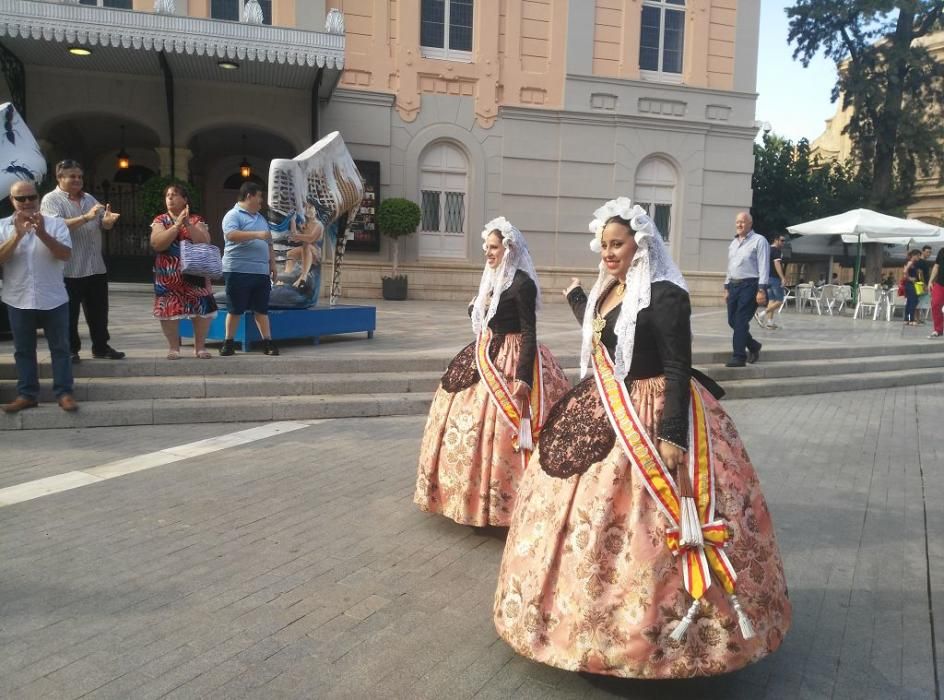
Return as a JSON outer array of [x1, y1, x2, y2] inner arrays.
[[377, 197, 421, 278], [786, 0, 944, 212], [140, 176, 202, 220], [751, 132, 869, 235]]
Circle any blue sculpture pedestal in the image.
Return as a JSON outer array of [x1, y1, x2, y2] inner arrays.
[[180, 305, 376, 351]]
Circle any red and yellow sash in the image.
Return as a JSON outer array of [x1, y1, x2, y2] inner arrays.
[[476, 328, 545, 454], [591, 341, 738, 601]]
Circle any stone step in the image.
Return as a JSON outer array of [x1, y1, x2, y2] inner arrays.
[[0, 393, 433, 431], [2, 341, 941, 381], [0, 372, 445, 403], [700, 350, 944, 382], [3, 364, 944, 430], [4, 351, 944, 403], [722, 366, 944, 400]]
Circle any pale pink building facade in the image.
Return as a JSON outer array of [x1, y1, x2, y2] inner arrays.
[[0, 0, 762, 303]]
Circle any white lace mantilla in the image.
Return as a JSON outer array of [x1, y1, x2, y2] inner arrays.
[[471, 217, 542, 336], [580, 199, 688, 380]]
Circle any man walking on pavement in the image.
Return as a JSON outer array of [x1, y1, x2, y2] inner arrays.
[[0, 180, 78, 413], [756, 234, 787, 329], [41, 159, 125, 363], [724, 211, 769, 367]]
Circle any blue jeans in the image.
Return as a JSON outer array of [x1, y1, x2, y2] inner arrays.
[[727, 281, 762, 361], [7, 302, 74, 400], [904, 281, 918, 321]]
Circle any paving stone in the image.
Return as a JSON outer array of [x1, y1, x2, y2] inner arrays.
[[1, 385, 943, 698]]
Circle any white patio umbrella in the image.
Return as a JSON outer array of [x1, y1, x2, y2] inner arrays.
[[787, 209, 944, 301]]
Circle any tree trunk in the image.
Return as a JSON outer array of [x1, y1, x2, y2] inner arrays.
[[869, 9, 914, 208], [865, 242, 883, 284], [392, 238, 400, 277]]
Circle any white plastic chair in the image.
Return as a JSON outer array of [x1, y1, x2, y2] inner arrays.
[[852, 285, 880, 320], [819, 284, 844, 315], [838, 285, 853, 307], [795, 284, 818, 313], [887, 293, 907, 321]]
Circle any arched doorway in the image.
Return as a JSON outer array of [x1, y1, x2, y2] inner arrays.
[[418, 141, 468, 259], [634, 156, 678, 248], [187, 126, 297, 247]]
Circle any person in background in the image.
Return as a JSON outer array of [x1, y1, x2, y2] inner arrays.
[[150, 183, 218, 359], [928, 248, 944, 338], [915, 245, 933, 323], [756, 234, 787, 329], [723, 211, 768, 367], [220, 182, 279, 356], [40, 159, 125, 363], [0, 180, 77, 413], [903, 249, 922, 326]]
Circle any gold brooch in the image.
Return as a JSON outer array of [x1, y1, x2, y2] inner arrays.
[[592, 314, 606, 346]]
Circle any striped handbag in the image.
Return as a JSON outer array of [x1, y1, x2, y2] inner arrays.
[[179, 239, 223, 279]]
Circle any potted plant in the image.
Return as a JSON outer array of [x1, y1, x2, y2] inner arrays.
[[377, 197, 421, 300]]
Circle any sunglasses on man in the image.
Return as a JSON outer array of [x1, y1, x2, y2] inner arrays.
[[12, 194, 38, 202]]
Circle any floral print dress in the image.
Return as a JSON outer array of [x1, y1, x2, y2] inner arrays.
[[152, 213, 218, 320]]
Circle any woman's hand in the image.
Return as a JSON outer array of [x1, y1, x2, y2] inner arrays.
[[511, 380, 531, 415], [562, 277, 581, 297], [658, 440, 687, 489], [175, 206, 189, 227]]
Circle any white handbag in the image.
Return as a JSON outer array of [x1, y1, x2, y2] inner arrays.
[[179, 239, 223, 279]]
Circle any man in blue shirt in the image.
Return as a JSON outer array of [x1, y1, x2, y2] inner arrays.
[[723, 212, 769, 367], [220, 182, 279, 356]]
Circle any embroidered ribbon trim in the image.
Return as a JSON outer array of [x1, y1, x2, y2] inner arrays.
[[475, 329, 543, 452], [591, 342, 738, 600]]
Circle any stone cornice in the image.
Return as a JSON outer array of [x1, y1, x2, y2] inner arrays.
[[499, 105, 757, 138], [0, 0, 344, 69], [566, 73, 759, 101]]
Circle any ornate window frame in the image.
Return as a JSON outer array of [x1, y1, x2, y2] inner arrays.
[[639, 0, 685, 83], [420, 0, 473, 63]]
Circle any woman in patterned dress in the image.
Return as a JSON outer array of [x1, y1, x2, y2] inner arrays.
[[414, 217, 571, 527], [493, 198, 791, 678], [150, 184, 218, 359]]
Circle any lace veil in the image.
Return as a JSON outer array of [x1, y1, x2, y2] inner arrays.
[[579, 197, 688, 380], [471, 217, 543, 336]]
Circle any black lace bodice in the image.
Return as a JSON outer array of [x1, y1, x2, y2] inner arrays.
[[566, 280, 692, 448]]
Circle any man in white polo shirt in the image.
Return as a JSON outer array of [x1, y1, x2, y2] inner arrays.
[[40, 159, 124, 363], [0, 180, 77, 412]]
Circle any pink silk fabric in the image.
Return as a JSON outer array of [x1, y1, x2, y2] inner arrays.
[[493, 378, 791, 678], [415, 334, 571, 527]]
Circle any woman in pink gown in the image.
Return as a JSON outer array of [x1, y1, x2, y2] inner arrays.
[[493, 199, 791, 678], [414, 218, 570, 527]]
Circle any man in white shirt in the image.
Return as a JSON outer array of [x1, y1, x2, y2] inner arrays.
[[722, 211, 769, 367], [0, 180, 77, 413]]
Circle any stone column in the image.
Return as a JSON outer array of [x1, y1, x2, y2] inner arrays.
[[156, 146, 193, 180]]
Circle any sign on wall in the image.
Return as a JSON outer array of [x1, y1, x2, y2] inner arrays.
[[346, 160, 381, 252]]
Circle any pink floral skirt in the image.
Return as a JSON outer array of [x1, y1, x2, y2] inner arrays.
[[414, 334, 571, 527], [493, 376, 791, 678]]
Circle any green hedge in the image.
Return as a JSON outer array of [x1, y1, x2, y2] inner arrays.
[[140, 176, 203, 221]]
